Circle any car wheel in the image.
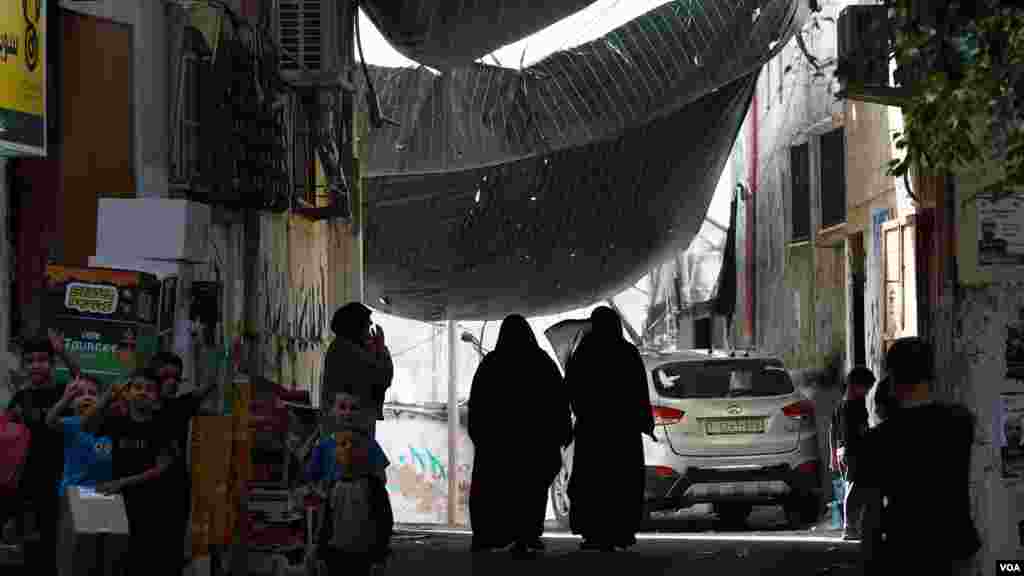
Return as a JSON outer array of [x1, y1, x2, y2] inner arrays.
[[713, 503, 752, 526], [784, 493, 822, 529], [550, 446, 573, 531]]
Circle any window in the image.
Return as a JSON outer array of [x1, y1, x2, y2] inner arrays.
[[652, 361, 793, 399], [882, 217, 918, 341], [172, 52, 201, 185], [790, 143, 811, 242], [819, 128, 847, 229]]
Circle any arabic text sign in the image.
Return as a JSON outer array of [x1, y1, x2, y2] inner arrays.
[[0, 0, 46, 156], [978, 192, 1024, 268], [65, 282, 119, 316]]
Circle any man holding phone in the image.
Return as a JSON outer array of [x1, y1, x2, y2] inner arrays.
[[322, 303, 393, 438]]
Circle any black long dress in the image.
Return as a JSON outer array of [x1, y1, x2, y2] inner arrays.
[[468, 323, 571, 549], [566, 328, 654, 548]]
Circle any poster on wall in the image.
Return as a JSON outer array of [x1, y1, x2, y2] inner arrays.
[[1010, 307, 1024, 381], [978, 192, 1024, 267], [1000, 392, 1024, 480], [0, 0, 46, 157]]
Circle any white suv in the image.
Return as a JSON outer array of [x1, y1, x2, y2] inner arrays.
[[545, 324, 822, 529]]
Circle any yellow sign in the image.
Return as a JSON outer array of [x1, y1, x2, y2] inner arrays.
[[65, 282, 119, 315], [0, 0, 46, 156]]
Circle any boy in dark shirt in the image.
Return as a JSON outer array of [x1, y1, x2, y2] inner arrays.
[[858, 337, 980, 575], [828, 366, 874, 540], [149, 351, 217, 573], [4, 333, 80, 576], [84, 369, 179, 576]]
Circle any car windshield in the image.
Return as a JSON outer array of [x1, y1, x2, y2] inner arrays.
[[652, 361, 793, 399]]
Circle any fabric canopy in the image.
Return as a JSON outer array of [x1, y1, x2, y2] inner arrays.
[[359, 0, 600, 70], [361, 0, 807, 321]]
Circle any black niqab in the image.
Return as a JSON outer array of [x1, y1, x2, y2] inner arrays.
[[468, 314, 571, 548], [495, 314, 538, 352], [565, 306, 654, 547]]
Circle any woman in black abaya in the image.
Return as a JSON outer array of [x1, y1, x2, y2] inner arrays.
[[567, 306, 655, 551], [468, 315, 572, 552]]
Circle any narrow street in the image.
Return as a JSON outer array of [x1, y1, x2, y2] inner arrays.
[[379, 530, 860, 576]]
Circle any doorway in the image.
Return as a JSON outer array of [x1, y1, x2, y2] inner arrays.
[[849, 233, 866, 366], [694, 316, 712, 350]]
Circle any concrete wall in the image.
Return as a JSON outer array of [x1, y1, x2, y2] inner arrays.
[[949, 156, 1024, 572], [745, 7, 846, 375], [843, 99, 905, 377]]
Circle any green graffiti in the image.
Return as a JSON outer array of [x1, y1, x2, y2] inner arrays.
[[408, 446, 447, 481]]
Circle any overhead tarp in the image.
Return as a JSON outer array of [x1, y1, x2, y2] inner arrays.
[[359, 0, 600, 70], [361, 0, 807, 321]]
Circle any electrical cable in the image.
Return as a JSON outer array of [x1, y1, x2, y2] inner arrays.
[[353, 1, 399, 129]]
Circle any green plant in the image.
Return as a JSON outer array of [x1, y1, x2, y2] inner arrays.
[[886, 2, 1024, 200]]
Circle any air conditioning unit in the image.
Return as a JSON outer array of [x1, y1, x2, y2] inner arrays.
[[274, 0, 346, 85], [836, 4, 891, 89]]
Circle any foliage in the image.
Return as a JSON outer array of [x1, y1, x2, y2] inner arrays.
[[887, 2, 1024, 199]]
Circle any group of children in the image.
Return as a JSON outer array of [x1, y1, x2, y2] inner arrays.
[[3, 332, 395, 576], [3, 333, 214, 576]]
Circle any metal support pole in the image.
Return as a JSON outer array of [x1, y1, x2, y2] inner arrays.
[[231, 208, 259, 576], [447, 319, 459, 527]]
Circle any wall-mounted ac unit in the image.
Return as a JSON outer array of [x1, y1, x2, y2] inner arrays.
[[836, 4, 891, 89], [274, 0, 345, 86]]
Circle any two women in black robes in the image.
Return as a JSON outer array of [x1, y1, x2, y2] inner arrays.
[[567, 306, 655, 551], [468, 315, 572, 552]]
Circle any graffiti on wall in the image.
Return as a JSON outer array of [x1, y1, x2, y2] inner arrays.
[[378, 410, 474, 526]]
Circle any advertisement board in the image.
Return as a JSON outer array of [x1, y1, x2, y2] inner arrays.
[[45, 265, 160, 387], [0, 0, 46, 157]]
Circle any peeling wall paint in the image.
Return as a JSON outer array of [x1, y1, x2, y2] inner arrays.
[[951, 282, 1024, 572], [258, 214, 332, 391], [742, 28, 847, 377]]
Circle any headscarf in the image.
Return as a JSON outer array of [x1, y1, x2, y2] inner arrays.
[[495, 314, 538, 352], [588, 306, 623, 343], [330, 302, 372, 344]]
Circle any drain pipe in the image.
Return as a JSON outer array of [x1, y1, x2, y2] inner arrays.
[[748, 88, 759, 347], [447, 319, 459, 527]]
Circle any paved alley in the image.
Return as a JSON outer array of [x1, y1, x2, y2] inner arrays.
[[379, 530, 861, 576]]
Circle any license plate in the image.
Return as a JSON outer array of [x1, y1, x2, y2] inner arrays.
[[704, 418, 765, 435]]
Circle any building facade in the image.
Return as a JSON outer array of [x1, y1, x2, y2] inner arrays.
[[6, 0, 362, 399]]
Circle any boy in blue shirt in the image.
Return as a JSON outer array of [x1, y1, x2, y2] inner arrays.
[[306, 392, 393, 575], [45, 374, 114, 496]]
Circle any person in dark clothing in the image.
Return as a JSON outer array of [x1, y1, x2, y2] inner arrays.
[[858, 337, 980, 575], [828, 366, 874, 540], [467, 315, 572, 553], [565, 307, 655, 551], [5, 333, 80, 576], [84, 369, 179, 576], [151, 351, 218, 574], [866, 375, 899, 429], [322, 303, 394, 438]]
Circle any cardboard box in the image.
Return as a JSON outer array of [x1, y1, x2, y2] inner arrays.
[[59, 486, 130, 576]]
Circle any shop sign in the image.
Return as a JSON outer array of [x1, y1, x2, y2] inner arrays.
[[0, 0, 46, 157], [65, 282, 119, 315]]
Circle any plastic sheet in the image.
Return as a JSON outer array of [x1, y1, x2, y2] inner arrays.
[[360, 0, 599, 70], [360, 0, 807, 321]]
